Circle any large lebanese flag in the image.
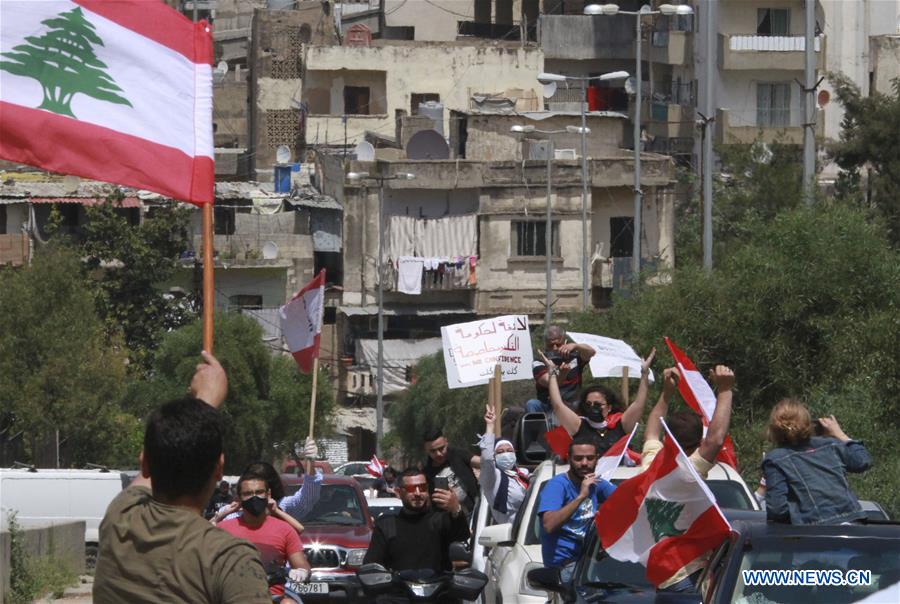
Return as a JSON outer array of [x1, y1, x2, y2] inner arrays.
[[664, 338, 738, 468], [596, 419, 731, 588], [0, 1, 214, 204], [280, 270, 325, 373]]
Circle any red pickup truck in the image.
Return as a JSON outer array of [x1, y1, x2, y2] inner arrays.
[[281, 473, 373, 602]]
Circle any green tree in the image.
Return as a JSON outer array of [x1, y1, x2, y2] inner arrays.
[[0, 246, 140, 468], [124, 313, 335, 473], [568, 204, 900, 517], [828, 71, 900, 244], [80, 198, 195, 373], [0, 7, 132, 117], [387, 353, 537, 464]]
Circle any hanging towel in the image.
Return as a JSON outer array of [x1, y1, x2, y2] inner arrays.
[[397, 256, 424, 295]]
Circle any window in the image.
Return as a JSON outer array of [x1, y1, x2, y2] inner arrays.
[[0, 205, 6, 234], [757, 82, 791, 128], [609, 217, 634, 257], [757, 8, 790, 36], [214, 206, 235, 235], [411, 93, 440, 114], [344, 86, 371, 115], [511, 221, 560, 257], [228, 294, 262, 310]]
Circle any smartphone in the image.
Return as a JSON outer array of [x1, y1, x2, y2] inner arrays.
[[434, 476, 450, 491]]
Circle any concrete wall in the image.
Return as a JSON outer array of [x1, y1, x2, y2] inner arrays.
[[304, 69, 388, 114], [462, 113, 627, 161], [303, 42, 544, 146], [871, 35, 900, 94], [719, 0, 807, 36], [384, 0, 471, 41], [1, 521, 85, 603], [717, 70, 805, 130]]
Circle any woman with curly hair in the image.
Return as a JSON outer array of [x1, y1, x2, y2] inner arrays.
[[763, 399, 872, 525], [539, 348, 655, 456]]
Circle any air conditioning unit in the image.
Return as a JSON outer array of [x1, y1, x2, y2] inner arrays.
[[555, 148, 577, 160], [343, 369, 375, 396], [527, 141, 550, 160]]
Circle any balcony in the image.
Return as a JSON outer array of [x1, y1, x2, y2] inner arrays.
[[719, 34, 825, 71], [715, 108, 824, 146], [648, 30, 692, 65], [644, 101, 695, 140]]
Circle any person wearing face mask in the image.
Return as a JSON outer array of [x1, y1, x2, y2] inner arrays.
[[479, 404, 530, 524], [218, 470, 312, 599], [540, 348, 656, 456], [363, 468, 470, 575]]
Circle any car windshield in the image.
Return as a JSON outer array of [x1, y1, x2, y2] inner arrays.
[[728, 536, 900, 604], [524, 481, 550, 545], [302, 484, 366, 525]]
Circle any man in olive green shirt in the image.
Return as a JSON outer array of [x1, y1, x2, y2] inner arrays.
[[93, 352, 270, 603]]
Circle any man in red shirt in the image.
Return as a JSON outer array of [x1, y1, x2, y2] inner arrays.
[[219, 470, 311, 598]]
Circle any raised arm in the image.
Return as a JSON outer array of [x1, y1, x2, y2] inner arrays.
[[280, 469, 323, 521], [478, 405, 499, 502], [538, 351, 581, 435], [819, 415, 873, 473], [697, 365, 734, 463], [644, 367, 679, 443], [620, 348, 656, 433]]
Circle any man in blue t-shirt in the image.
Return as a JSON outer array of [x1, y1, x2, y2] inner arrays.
[[538, 438, 616, 582]]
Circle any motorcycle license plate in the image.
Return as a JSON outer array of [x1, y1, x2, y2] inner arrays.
[[288, 581, 328, 594]]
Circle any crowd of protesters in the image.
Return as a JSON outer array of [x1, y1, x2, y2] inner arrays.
[[93, 325, 873, 602]]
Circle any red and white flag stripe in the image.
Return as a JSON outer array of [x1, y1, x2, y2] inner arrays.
[[664, 337, 738, 468], [366, 455, 386, 478], [596, 419, 731, 588], [280, 270, 325, 373], [594, 424, 638, 481], [0, 0, 214, 204]]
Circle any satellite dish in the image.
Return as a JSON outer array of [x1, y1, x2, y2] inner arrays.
[[405, 130, 450, 160], [275, 145, 292, 164], [624, 77, 637, 96], [542, 82, 558, 99], [817, 89, 830, 108], [262, 241, 279, 260], [216, 60, 229, 75], [354, 141, 375, 161], [213, 61, 228, 84]]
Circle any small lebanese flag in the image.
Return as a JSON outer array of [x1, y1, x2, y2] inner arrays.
[[544, 424, 640, 468], [366, 455, 386, 478], [596, 419, 731, 588], [280, 270, 325, 373], [664, 338, 738, 468], [0, 1, 214, 204], [594, 425, 639, 481]]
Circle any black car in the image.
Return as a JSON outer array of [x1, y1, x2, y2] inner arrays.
[[530, 516, 900, 604]]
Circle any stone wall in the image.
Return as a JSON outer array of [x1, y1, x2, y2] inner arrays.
[[0, 521, 85, 604]]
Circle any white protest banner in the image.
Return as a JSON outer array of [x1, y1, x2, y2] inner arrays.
[[441, 315, 534, 389], [567, 332, 654, 382]]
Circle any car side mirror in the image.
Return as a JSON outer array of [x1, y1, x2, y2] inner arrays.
[[526, 566, 565, 594], [449, 541, 472, 564], [478, 522, 513, 547]]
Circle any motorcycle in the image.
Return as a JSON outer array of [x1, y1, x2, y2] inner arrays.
[[356, 563, 488, 602], [267, 568, 305, 604]]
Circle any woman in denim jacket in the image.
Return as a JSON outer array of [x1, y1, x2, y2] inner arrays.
[[763, 399, 872, 525]]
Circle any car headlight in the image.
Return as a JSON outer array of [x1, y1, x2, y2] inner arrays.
[[345, 548, 367, 567], [520, 561, 549, 597]]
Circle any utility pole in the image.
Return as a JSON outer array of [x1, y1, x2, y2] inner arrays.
[[802, 0, 816, 205], [632, 13, 643, 280], [703, 0, 716, 270]]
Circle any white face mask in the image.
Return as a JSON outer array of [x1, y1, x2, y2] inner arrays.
[[495, 452, 517, 471]]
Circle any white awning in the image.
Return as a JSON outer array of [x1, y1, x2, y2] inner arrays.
[[333, 406, 389, 436], [356, 337, 443, 395]]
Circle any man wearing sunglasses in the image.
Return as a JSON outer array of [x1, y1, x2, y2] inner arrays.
[[363, 468, 470, 574], [538, 438, 616, 584]]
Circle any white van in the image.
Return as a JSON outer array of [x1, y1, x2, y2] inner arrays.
[[0, 468, 127, 565]]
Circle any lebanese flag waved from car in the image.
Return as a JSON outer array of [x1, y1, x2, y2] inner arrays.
[[594, 424, 639, 481], [596, 419, 731, 588], [664, 337, 738, 468], [0, 0, 214, 204], [366, 455, 387, 478], [280, 270, 325, 373]]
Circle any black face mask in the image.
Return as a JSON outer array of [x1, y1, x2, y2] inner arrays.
[[584, 407, 605, 424], [241, 495, 268, 517]]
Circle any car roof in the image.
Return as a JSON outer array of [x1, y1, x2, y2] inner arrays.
[[731, 519, 900, 539], [280, 473, 361, 487]]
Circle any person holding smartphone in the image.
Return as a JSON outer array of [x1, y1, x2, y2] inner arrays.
[[423, 428, 480, 517], [363, 468, 470, 575]]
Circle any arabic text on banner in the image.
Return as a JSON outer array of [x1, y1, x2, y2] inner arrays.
[[441, 315, 534, 389]]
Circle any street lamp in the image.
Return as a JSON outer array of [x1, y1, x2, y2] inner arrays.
[[536, 69, 628, 311], [511, 125, 589, 326], [346, 168, 416, 457], [584, 3, 693, 280]]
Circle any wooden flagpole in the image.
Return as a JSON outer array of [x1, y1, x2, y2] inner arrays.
[[306, 357, 320, 475], [621, 367, 629, 406], [493, 364, 502, 436], [202, 203, 214, 352]]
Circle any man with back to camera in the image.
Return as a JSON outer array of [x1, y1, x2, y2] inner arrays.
[[423, 428, 480, 516], [218, 469, 312, 599], [538, 437, 616, 583], [93, 351, 270, 603], [363, 468, 470, 574]]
